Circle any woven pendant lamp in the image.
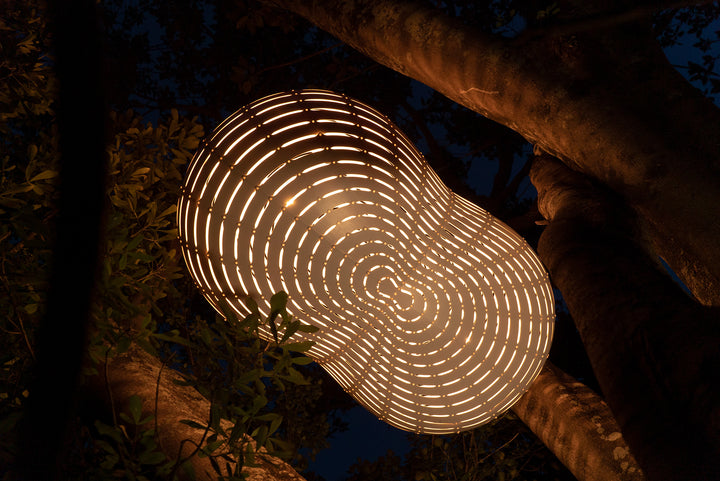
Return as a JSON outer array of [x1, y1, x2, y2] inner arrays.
[[177, 89, 554, 434]]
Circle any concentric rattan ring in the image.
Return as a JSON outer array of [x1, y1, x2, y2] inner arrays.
[[177, 89, 554, 434]]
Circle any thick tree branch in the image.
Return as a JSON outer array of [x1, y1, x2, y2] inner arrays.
[[513, 362, 645, 481], [87, 345, 306, 481], [530, 155, 720, 481], [266, 0, 720, 305]]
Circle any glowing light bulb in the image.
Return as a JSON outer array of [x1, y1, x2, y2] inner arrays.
[[177, 89, 554, 434]]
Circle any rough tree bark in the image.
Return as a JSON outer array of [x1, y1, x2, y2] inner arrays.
[[263, 0, 720, 479], [530, 155, 720, 480], [267, 0, 720, 305], [93, 347, 636, 481], [87, 345, 307, 481], [512, 362, 644, 481]]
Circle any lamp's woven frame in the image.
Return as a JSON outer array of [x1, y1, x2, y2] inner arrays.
[[178, 89, 554, 434]]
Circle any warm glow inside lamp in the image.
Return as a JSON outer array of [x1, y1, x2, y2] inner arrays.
[[177, 89, 555, 434]]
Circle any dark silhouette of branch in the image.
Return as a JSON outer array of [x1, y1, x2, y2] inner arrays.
[[255, 41, 344, 76], [15, 0, 109, 478], [518, 0, 717, 42]]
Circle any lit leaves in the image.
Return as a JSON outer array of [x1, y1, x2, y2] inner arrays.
[[93, 395, 173, 476], [89, 109, 204, 367], [148, 292, 318, 476]]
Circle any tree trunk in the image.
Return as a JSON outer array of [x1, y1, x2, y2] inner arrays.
[[530, 155, 720, 480], [512, 362, 645, 481], [266, 0, 720, 305], [86, 345, 307, 481], [262, 1, 720, 479]]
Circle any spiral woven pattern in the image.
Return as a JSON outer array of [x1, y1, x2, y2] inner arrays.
[[177, 90, 554, 433]]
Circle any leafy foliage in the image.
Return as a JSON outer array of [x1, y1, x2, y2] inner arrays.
[[75, 291, 321, 480], [654, 3, 720, 101], [344, 413, 574, 481], [3, 0, 719, 479], [0, 2, 335, 476], [0, 1, 58, 466], [84, 107, 204, 368]]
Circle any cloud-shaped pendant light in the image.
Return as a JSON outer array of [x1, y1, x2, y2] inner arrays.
[[177, 89, 554, 434]]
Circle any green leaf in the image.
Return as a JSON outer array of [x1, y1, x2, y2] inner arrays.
[[157, 204, 177, 219], [208, 453, 222, 474], [95, 420, 123, 443], [153, 330, 190, 346], [180, 419, 208, 430], [280, 320, 300, 343], [28, 144, 38, 161], [29, 169, 58, 183], [251, 394, 268, 414], [284, 341, 314, 352], [128, 394, 143, 424], [244, 440, 256, 466], [170, 148, 188, 161], [3, 185, 33, 196], [139, 450, 166, 465], [205, 438, 225, 454], [269, 414, 283, 436], [244, 296, 259, 315], [270, 291, 288, 313], [116, 335, 131, 355], [0, 412, 22, 435], [210, 403, 221, 431], [99, 451, 120, 470], [283, 367, 309, 385], [135, 338, 158, 358], [254, 413, 280, 423], [291, 355, 314, 365], [127, 233, 143, 251], [138, 415, 154, 426], [217, 299, 239, 323], [30, 169, 58, 182], [268, 312, 280, 345], [228, 421, 247, 445], [296, 324, 319, 334], [239, 313, 260, 332], [253, 425, 269, 450]]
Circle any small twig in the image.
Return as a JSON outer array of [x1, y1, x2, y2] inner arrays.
[[671, 63, 720, 78], [478, 432, 519, 465], [103, 349, 129, 467], [516, 0, 715, 42], [170, 414, 214, 479], [104, 349, 118, 428], [154, 350, 176, 450], [328, 64, 379, 89], [254, 41, 344, 76], [17, 312, 36, 361], [459, 87, 499, 95]]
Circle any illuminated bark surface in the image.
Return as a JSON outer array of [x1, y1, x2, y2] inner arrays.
[[262, 0, 720, 479], [267, 0, 720, 305], [530, 155, 720, 481], [512, 361, 644, 481], [89, 345, 307, 481]]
